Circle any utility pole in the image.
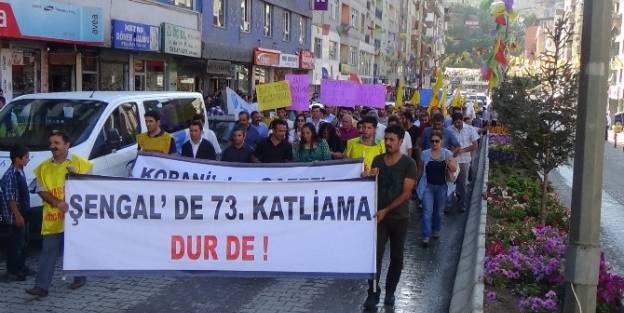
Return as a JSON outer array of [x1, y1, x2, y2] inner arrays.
[[563, 0, 612, 312]]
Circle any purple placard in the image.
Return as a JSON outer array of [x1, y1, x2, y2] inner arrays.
[[320, 80, 358, 107], [286, 74, 310, 111], [314, 0, 328, 11], [358, 84, 386, 108]]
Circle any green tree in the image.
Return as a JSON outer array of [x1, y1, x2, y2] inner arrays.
[[493, 17, 577, 223]]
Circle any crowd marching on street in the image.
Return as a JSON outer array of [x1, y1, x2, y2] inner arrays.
[[0, 95, 496, 309]]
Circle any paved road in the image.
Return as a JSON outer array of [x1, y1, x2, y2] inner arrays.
[[0, 203, 468, 313], [551, 142, 624, 273]]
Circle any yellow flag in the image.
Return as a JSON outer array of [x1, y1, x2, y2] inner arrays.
[[432, 69, 443, 93], [410, 89, 420, 106], [395, 82, 404, 108], [440, 90, 448, 116]]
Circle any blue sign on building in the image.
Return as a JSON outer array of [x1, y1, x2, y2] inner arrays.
[[111, 20, 160, 51]]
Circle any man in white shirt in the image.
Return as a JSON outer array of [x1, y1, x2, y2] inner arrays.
[[307, 105, 327, 134], [448, 112, 480, 212]]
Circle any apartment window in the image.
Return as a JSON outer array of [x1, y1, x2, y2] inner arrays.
[[360, 51, 371, 76], [350, 9, 359, 28], [329, 41, 337, 60], [299, 16, 305, 45], [213, 0, 225, 27], [283, 11, 291, 41], [329, 0, 337, 20], [314, 38, 323, 58], [240, 0, 251, 32], [264, 3, 272, 37], [349, 46, 357, 65]]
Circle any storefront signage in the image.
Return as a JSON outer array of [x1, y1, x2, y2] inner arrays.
[[112, 20, 160, 52], [253, 48, 280, 67], [279, 53, 299, 68], [0, 0, 104, 45], [206, 60, 232, 76], [299, 50, 315, 70], [162, 23, 201, 58]]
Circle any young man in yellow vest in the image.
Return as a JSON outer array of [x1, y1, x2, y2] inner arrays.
[[345, 115, 385, 172], [136, 110, 177, 154], [26, 130, 93, 297]]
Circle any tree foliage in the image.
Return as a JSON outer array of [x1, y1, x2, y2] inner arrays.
[[493, 16, 577, 222]]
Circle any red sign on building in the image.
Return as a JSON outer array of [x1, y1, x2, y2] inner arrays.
[[300, 50, 315, 70], [253, 48, 280, 67]]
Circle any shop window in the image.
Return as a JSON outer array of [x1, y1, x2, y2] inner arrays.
[[233, 64, 250, 96], [283, 11, 290, 41], [12, 48, 41, 97], [263, 3, 272, 37], [100, 62, 127, 91], [146, 60, 165, 91], [144, 97, 204, 134], [90, 102, 140, 159], [240, 0, 251, 32], [81, 53, 98, 91], [213, 0, 225, 27]]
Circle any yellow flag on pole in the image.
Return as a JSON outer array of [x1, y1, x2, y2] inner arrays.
[[395, 81, 404, 108], [410, 89, 420, 106]]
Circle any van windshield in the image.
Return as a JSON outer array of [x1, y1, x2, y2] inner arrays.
[[0, 99, 107, 151]]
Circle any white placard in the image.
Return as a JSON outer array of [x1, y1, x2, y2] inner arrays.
[[64, 176, 376, 277], [131, 152, 365, 182]]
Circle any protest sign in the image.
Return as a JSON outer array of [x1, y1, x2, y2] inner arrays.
[[64, 175, 376, 277], [256, 81, 292, 111], [358, 84, 386, 108], [285, 74, 310, 111], [320, 80, 358, 107], [131, 152, 364, 182]]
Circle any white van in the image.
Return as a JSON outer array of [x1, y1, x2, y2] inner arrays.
[[0, 91, 214, 234]]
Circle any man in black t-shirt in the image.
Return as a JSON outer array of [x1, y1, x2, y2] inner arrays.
[[363, 125, 418, 310], [252, 119, 293, 163], [221, 127, 253, 163]]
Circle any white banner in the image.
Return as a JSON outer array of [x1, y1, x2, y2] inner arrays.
[[132, 152, 365, 182], [64, 176, 376, 277]]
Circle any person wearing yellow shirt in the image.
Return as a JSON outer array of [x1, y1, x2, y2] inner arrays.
[[345, 115, 385, 171], [26, 130, 93, 298], [136, 110, 177, 155]]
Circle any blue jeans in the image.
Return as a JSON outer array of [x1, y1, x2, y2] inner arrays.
[[422, 184, 448, 239]]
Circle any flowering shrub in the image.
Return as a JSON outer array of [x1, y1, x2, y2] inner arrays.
[[485, 141, 624, 312]]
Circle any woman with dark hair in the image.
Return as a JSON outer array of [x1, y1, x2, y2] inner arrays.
[[417, 130, 457, 247], [289, 113, 306, 145], [294, 123, 331, 162], [319, 123, 345, 159]]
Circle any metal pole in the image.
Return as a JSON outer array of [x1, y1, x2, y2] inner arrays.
[[564, 0, 612, 312]]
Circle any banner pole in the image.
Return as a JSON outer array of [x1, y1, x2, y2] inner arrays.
[[372, 173, 378, 293]]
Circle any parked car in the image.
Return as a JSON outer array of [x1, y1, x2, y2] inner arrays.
[[0, 91, 212, 239]]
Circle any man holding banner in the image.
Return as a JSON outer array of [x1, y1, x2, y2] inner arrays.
[[26, 131, 93, 297], [364, 125, 418, 309]]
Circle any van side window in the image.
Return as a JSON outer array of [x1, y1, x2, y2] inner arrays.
[[143, 98, 205, 134], [89, 102, 141, 159]]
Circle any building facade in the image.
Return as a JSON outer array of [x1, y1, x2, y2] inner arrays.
[[0, 0, 205, 101], [202, 0, 313, 97]]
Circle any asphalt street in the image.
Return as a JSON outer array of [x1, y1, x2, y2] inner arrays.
[[551, 142, 624, 273], [0, 202, 468, 313]]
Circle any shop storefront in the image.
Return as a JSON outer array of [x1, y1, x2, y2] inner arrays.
[[253, 48, 280, 87], [205, 60, 232, 95], [111, 19, 162, 91], [0, 0, 104, 99], [275, 53, 300, 81], [161, 23, 202, 91]]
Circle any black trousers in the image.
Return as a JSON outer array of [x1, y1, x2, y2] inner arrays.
[[368, 217, 409, 294], [6, 224, 26, 275]]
